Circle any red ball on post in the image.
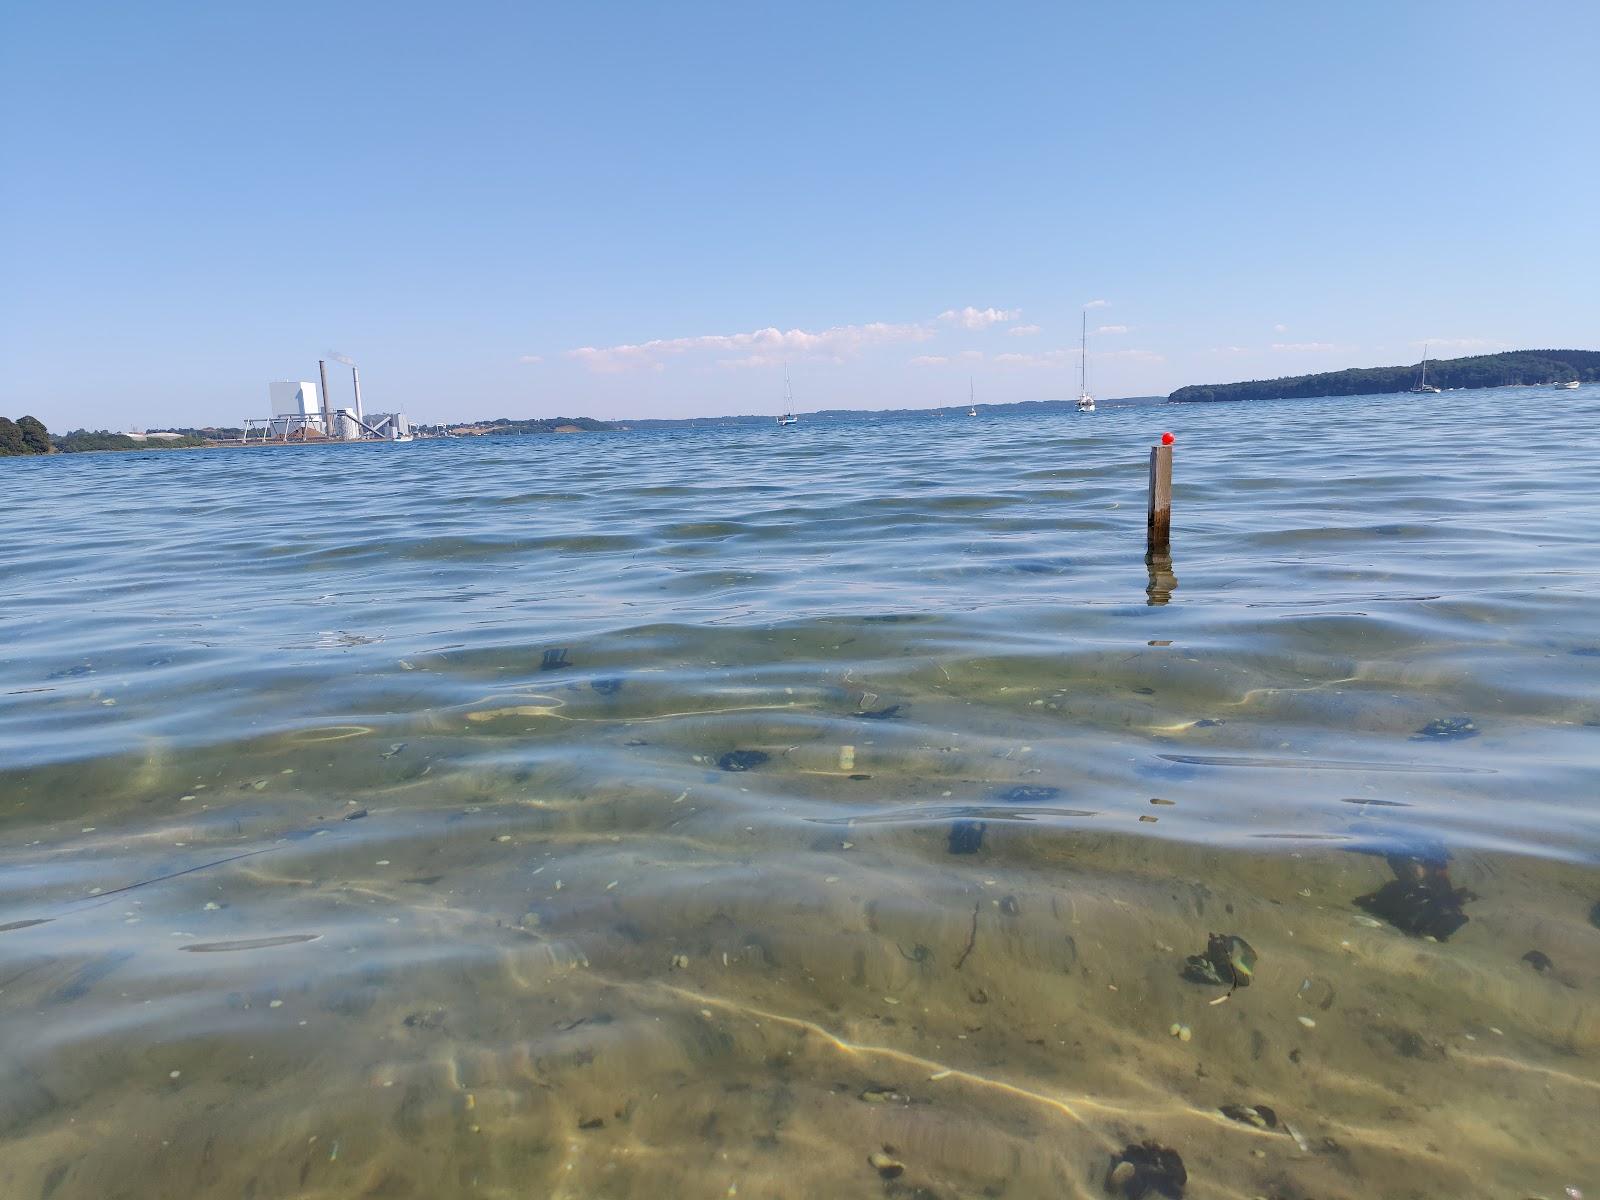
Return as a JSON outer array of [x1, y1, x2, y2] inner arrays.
[[1160, 431, 1175, 446]]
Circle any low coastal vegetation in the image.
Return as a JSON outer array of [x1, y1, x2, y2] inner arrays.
[[52, 429, 209, 452], [467, 416, 618, 435], [0, 417, 213, 455], [1169, 349, 1599, 404]]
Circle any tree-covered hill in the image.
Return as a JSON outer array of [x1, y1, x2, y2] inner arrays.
[[1169, 350, 1600, 404], [0, 415, 53, 455]]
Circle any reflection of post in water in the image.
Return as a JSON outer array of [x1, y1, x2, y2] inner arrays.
[[1145, 432, 1176, 604], [1145, 548, 1177, 605]]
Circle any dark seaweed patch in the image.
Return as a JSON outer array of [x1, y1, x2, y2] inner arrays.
[[1411, 715, 1478, 741], [1354, 856, 1474, 940], [590, 677, 624, 695], [947, 819, 986, 854], [717, 749, 769, 772], [852, 704, 902, 720], [540, 648, 571, 672]]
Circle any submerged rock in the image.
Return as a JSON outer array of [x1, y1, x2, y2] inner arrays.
[[947, 819, 986, 855], [1412, 715, 1478, 741], [1354, 856, 1475, 940], [540, 648, 572, 672], [717, 749, 769, 772], [1105, 1141, 1186, 1198], [590, 677, 624, 695], [1522, 949, 1554, 973], [1183, 933, 1255, 989]]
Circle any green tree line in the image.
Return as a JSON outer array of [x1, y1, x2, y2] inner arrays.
[[1169, 349, 1600, 404], [53, 429, 210, 452], [0, 415, 52, 455]]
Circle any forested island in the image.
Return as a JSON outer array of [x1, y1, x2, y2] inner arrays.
[[1168, 349, 1598, 404]]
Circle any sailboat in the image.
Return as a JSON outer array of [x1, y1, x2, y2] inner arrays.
[[1076, 312, 1096, 412], [1410, 345, 1441, 394], [967, 378, 978, 417], [777, 363, 798, 425]]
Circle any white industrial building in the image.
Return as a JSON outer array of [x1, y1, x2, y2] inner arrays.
[[243, 363, 412, 443], [266, 381, 322, 438]]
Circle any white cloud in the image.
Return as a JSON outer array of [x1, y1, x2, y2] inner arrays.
[[1273, 323, 1288, 333], [957, 349, 984, 361], [1084, 299, 1110, 309], [1100, 349, 1165, 362], [517, 354, 544, 364], [1093, 324, 1129, 335], [1207, 346, 1251, 355], [1272, 342, 1350, 353], [938, 306, 1021, 329], [909, 355, 949, 367], [1007, 324, 1041, 337], [568, 319, 934, 373], [995, 349, 1074, 368]]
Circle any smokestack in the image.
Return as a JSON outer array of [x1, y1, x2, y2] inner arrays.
[[351, 367, 364, 422], [318, 360, 332, 438]]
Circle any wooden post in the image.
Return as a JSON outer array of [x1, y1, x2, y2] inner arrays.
[[1147, 441, 1172, 555]]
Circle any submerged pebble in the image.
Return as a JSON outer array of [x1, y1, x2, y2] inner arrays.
[[1219, 1103, 1278, 1130], [858, 1085, 904, 1104], [867, 1149, 904, 1179], [1521, 949, 1554, 973]]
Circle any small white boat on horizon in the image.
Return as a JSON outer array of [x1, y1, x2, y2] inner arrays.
[[968, 378, 978, 417], [777, 363, 798, 425], [1410, 345, 1441, 394], [1554, 379, 1581, 390], [1076, 311, 1096, 412]]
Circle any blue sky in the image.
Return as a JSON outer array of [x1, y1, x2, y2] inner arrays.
[[3, 1, 1596, 428]]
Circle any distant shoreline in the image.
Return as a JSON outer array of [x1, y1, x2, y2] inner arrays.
[[1169, 348, 1595, 404]]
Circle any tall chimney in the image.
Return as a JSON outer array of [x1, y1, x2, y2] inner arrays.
[[318, 359, 332, 438], [351, 366, 364, 422]]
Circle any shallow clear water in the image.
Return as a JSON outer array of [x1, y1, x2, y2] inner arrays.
[[2, 387, 1597, 1199]]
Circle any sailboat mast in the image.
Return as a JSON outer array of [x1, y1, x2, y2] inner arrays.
[[1420, 344, 1428, 387], [1080, 310, 1088, 395]]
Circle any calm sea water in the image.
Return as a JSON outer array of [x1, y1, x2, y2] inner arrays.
[[2, 387, 1596, 1199]]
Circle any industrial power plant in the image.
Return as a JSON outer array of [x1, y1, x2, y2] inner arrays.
[[243, 359, 413, 443]]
